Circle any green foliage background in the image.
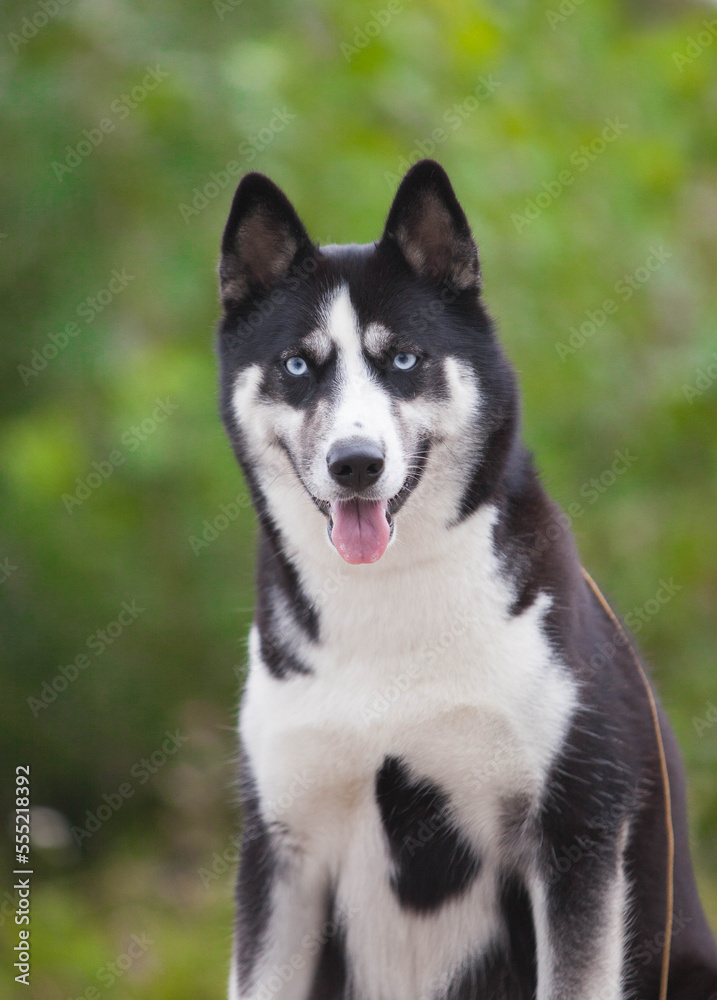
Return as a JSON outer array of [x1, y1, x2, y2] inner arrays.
[[1, 0, 716, 995]]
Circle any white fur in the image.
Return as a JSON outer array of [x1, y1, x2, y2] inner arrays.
[[237, 504, 578, 998], [362, 321, 394, 357], [315, 290, 408, 503], [530, 848, 628, 1000], [230, 290, 585, 998]]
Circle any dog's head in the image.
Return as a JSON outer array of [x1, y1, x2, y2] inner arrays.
[[217, 160, 517, 566]]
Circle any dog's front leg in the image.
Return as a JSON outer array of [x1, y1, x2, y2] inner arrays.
[[530, 838, 628, 1000], [230, 767, 332, 1000]]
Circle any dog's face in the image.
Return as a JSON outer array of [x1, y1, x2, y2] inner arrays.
[[217, 160, 517, 565]]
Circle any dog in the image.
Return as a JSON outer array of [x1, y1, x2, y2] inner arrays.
[[216, 160, 717, 999]]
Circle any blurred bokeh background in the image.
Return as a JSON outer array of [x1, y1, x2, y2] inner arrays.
[[1, 0, 716, 995]]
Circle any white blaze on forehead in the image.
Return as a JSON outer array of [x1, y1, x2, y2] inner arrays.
[[301, 294, 385, 365], [326, 287, 365, 379], [326, 288, 378, 429], [320, 289, 405, 483]]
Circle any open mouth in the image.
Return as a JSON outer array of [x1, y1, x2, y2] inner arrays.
[[325, 450, 428, 565], [327, 499, 394, 565], [293, 441, 430, 566]]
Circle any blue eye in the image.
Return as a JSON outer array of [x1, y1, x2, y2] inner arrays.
[[285, 357, 308, 376], [393, 352, 418, 371]]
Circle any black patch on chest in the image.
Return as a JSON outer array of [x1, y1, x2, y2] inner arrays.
[[375, 755, 481, 912], [306, 902, 348, 1000], [443, 876, 537, 1000]]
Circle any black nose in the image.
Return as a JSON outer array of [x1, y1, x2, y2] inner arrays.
[[327, 439, 385, 492]]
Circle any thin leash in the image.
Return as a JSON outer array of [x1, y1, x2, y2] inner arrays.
[[582, 567, 674, 1000]]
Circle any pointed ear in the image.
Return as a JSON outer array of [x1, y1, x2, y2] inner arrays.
[[381, 159, 480, 292], [219, 173, 314, 307]]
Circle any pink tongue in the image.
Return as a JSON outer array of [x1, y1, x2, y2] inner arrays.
[[330, 500, 391, 565]]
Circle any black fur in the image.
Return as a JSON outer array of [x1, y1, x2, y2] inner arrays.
[[445, 877, 537, 999], [234, 759, 277, 988], [218, 161, 717, 999], [375, 755, 481, 912], [306, 905, 348, 1000]]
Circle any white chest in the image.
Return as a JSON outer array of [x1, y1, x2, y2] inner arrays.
[[240, 516, 577, 864], [238, 510, 579, 1000]]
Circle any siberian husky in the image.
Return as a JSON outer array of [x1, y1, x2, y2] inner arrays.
[[216, 160, 717, 999]]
